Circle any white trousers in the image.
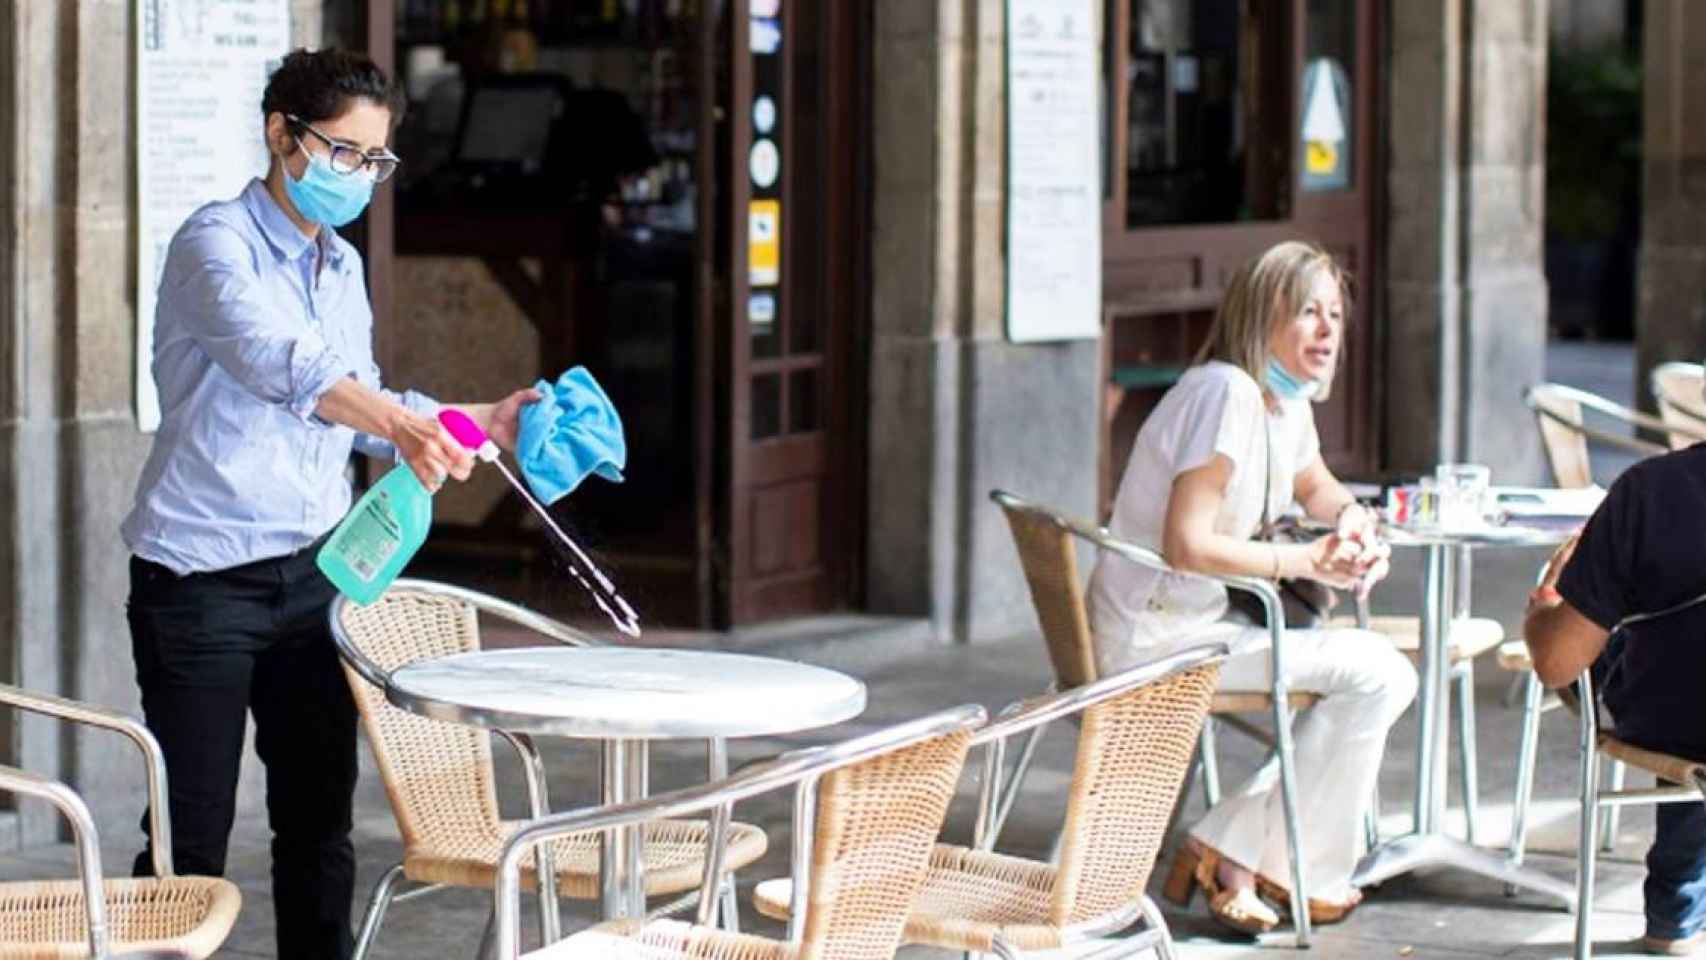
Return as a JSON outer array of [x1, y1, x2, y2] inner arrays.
[[1187, 624, 1418, 900]]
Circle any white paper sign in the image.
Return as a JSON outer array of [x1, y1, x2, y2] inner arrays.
[[136, 0, 291, 432], [1005, 0, 1101, 343]]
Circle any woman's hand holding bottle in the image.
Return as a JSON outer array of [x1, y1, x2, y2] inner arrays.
[[391, 411, 474, 493]]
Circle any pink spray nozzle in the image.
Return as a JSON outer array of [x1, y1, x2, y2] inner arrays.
[[438, 409, 499, 462]]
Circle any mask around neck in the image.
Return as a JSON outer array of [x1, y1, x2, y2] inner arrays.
[[1266, 357, 1320, 402]]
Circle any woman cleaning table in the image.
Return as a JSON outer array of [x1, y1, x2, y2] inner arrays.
[[120, 48, 538, 960]]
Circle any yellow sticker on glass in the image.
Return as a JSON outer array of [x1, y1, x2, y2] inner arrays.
[[1306, 140, 1339, 175], [749, 200, 781, 288]]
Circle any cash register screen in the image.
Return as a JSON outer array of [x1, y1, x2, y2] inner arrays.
[[456, 85, 561, 173]]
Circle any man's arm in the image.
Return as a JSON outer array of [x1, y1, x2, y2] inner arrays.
[[1524, 597, 1610, 688], [1523, 531, 1612, 688]]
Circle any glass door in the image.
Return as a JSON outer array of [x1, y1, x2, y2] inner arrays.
[[1099, 0, 1379, 502], [1289, 0, 1375, 470], [719, 0, 863, 623]]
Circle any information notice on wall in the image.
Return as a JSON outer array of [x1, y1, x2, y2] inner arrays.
[[135, 0, 290, 432], [1005, 0, 1101, 343]]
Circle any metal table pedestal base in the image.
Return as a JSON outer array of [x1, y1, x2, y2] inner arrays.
[[1351, 832, 1577, 907], [1356, 533, 1578, 914]]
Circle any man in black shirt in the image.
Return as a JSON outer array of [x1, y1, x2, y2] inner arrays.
[[1526, 441, 1706, 956]]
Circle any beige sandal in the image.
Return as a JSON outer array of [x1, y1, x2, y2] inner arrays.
[[1255, 873, 1364, 926], [1162, 840, 1280, 936]]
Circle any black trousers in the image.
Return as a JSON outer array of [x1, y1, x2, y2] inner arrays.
[[127, 542, 356, 960]]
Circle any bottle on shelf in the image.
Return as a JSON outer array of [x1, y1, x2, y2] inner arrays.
[[499, 0, 539, 70]]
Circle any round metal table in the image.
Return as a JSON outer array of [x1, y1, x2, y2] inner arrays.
[[1351, 521, 1579, 906], [387, 646, 867, 932]]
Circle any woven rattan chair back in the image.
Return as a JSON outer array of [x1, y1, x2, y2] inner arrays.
[[998, 499, 1099, 689], [1526, 385, 1594, 489], [335, 589, 502, 860], [1049, 661, 1219, 925], [796, 727, 975, 960], [1652, 361, 1706, 451]]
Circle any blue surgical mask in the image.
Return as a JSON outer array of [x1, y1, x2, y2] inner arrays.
[[283, 141, 374, 227], [1266, 357, 1320, 402]]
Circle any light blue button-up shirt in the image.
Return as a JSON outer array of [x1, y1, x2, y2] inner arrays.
[[123, 179, 437, 575]]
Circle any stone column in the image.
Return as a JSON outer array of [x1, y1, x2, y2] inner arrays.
[[1460, 0, 1549, 480], [865, 0, 963, 634], [867, 0, 1101, 642], [1384, 0, 1548, 482], [0, 0, 73, 845], [0, 1, 319, 847], [1385, 0, 1466, 470], [1636, 1, 1706, 389]]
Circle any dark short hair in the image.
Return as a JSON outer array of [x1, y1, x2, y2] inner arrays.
[[261, 48, 406, 128]]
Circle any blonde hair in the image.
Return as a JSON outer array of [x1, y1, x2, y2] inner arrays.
[[1194, 241, 1351, 402]]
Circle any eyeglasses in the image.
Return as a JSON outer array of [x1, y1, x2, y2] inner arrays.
[[287, 114, 401, 183]]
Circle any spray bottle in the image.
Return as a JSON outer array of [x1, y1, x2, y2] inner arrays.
[[317, 409, 498, 605]]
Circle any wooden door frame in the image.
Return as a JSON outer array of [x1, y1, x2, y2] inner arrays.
[[1288, 0, 1381, 475], [718, 0, 867, 625], [360, 1, 869, 627], [695, 1, 723, 627]]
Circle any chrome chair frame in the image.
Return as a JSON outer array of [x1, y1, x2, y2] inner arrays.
[[0, 684, 179, 959], [988, 490, 1314, 946], [329, 579, 741, 957], [963, 643, 1230, 959], [1524, 382, 1695, 463], [1572, 670, 1706, 960], [492, 704, 988, 960], [1507, 673, 1628, 877], [1649, 361, 1706, 447]]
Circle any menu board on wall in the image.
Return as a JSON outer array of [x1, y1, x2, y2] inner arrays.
[[1005, 0, 1101, 343], [136, 0, 291, 432]]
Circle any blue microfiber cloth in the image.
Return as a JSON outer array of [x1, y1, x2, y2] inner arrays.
[[516, 367, 626, 505]]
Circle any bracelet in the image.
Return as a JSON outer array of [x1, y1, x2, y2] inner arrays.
[[1270, 544, 1282, 580]]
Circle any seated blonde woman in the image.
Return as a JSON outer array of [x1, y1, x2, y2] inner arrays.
[[1086, 241, 1416, 936]]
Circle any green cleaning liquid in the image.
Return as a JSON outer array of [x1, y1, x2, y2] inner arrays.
[[317, 409, 498, 605], [316, 463, 433, 605]]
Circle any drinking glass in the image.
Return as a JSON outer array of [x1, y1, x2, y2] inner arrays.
[[1435, 463, 1491, 531]]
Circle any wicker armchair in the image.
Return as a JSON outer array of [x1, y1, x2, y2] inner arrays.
[[330, 580, 767, 958], [756, 644, 1227, 958], [1524, 382, 1685, 488], [492, 704, 987, 960], [1570, 671, 1706, 959], [0, 685, 240, 959], [1650, 361, 1706, 451], [985, 490, 1317, 945]]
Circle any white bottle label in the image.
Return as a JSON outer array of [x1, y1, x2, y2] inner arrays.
[[336, 491, 404, 583]]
